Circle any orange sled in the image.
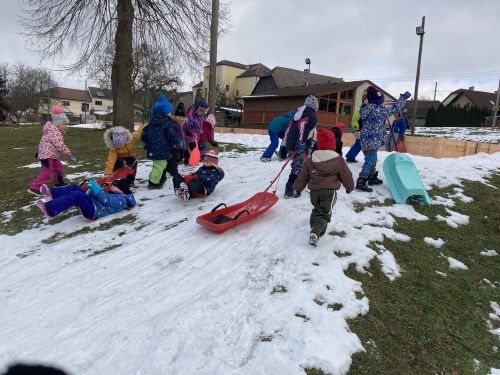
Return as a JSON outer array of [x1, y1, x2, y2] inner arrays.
[[80, 167, 135, 193], [196, 154, 294, 234], [196, 192, 279, 234]]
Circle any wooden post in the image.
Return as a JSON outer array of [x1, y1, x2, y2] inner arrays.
[[208, 0, 219, 115]]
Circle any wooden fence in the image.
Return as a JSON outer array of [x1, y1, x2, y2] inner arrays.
[[214, 127, 500, 158]]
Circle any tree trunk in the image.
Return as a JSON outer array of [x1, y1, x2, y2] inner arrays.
[[112, 0, 134, 130]]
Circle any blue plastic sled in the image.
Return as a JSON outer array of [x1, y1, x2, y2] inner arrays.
[[383, 153, 432, 205]]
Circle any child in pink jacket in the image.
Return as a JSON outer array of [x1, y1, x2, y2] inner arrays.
[[29, 106, 76, 195]]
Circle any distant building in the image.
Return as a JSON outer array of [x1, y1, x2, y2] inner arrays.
[[39, 87, 91, 117], [442, 87, 498, 110], [240, 80, 395, 129], [404, 99, 440, 126], [88, 86, 113, 113]]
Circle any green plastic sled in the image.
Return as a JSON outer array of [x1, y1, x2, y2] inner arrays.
[[383, 153, 432, 205]]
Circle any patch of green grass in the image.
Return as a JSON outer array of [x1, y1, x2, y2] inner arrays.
[[87, 243, 122, 257], [294, 313, 310, 322], [211, 142, 259, 154], [304, 368, 327, 375], [42, 214, 136, 244], [0, 126, 113, 235], [327, 303, 343, 311], [271, 284, 287, 294], [347, 174, 500, 375], [164, 217, 188, 230], [259, 335, 273, 342]]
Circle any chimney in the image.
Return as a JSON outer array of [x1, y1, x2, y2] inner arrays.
[[469, 86, 475, 91], [304, 69, 310, 87]]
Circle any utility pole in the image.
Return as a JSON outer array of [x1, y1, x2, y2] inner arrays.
[[142, 74, 149, 124], [84, 79, 88, 124], [305, 58, 311, 87], [433, 81, 437, 105], [208, 0, 219, 115], [492, 78, 500, 129], [411, 16, 425, 136]]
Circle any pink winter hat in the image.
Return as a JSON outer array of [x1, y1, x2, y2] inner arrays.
[[51, 106, 69, 126]]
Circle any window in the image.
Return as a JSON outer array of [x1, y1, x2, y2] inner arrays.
[[320, 94, 341, 113], [96, 91, 106, 97], [225, 84, 230, 92], [340, 103, 352, 115], [236, 90, 239, 97], [319, 98, 328, 112], [61, 100, 70, 106], [95, 100, 102, 106], [81, 103, 89, 112]]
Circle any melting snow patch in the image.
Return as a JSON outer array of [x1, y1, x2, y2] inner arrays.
[[447, 256, 468, 270], [424, 237, 445, 248], [481, 250, 498, 257], [435, 271, 447, 277], [482, 279, 497, 289], [432, 196, 455, 207], [436, 207, 469, 228], [1, 211, 14, 223], [377, 249, 401, 281], [488, 368, 500, 375]]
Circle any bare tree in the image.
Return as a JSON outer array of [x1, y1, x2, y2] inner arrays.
[[20, 0, 229, 130], [7, 63, 56, 122], [88, 42, 183, 93]]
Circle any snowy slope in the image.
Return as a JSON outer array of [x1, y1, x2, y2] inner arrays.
[[1, 133, 499, 375]]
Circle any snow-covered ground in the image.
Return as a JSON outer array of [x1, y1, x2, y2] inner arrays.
[[414, 126, 500, 144], [1, 133, 499, 374]]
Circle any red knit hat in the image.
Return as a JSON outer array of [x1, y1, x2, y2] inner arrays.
[[316, 129, 336, 151]]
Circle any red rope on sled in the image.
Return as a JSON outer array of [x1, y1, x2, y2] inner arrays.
[[264, 151, 296, 194]]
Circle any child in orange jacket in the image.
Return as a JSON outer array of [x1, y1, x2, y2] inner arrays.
[[103, 123, 145, 179]]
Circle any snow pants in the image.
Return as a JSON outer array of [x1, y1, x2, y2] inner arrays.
[[45, 185, 95, 219], [262, 130, 285, 159], [359, 149, 378, 179], [309, 189, 337, 237], [345, 137, 362, 162], [31, 159, 65, 190]]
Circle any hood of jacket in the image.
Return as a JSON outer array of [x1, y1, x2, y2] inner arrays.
[[103, 126, 133, 150], [311, 149, 341, 172]]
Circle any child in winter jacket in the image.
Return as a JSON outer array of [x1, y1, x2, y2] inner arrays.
[[173, 149, 224, 201], [29, 106, 76, 195], [385, 112, 408, 151], [36, 175, 136, 220], [103, 123, 145, 179], [166, 103, 188, 176], [199, 114, 218, 158], [284, 95, 319, 198], [345, 93, 368, 163], [356, 86, 411, 192], [293, 129, 354, 246], [141, 94, 184, 189], [184, 101, 208, 165], [261, 111, 294, 161]]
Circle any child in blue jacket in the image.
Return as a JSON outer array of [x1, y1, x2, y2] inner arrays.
[[260, 111, 294, 161], [173, 150, 224, 201], [385, 112, 408, 151], [142, 94, 184, 189], [36, 175, 136, 220]]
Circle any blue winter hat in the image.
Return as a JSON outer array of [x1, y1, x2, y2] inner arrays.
[[366, 85, 385, 106], [151, 94, 173, 116], [195, 100, 208, 110]]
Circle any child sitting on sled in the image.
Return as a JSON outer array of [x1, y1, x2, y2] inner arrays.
[[293, 129, 354, 246], [36, 175, 136, 220], [173, 149, 224, 201], [103, 122, 145, 179]]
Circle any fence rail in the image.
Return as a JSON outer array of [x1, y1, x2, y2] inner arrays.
[[214, 127, 500, 158]]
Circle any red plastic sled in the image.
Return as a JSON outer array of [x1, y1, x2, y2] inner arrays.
[[80, 167, 135, 193], [196, 192, 279, 234], [196, 154, 294, 233]]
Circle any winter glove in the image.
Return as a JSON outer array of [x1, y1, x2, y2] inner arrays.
[[86, 180, 103, 197], [401, 91, 411, 100], [69, 154, 77, 161], [296, 142, 306, 153]]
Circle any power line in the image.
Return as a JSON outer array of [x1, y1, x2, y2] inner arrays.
[[346, 70, 500, 82]]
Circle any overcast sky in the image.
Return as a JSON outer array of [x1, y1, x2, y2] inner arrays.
[[2, 0, 499, 101]]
